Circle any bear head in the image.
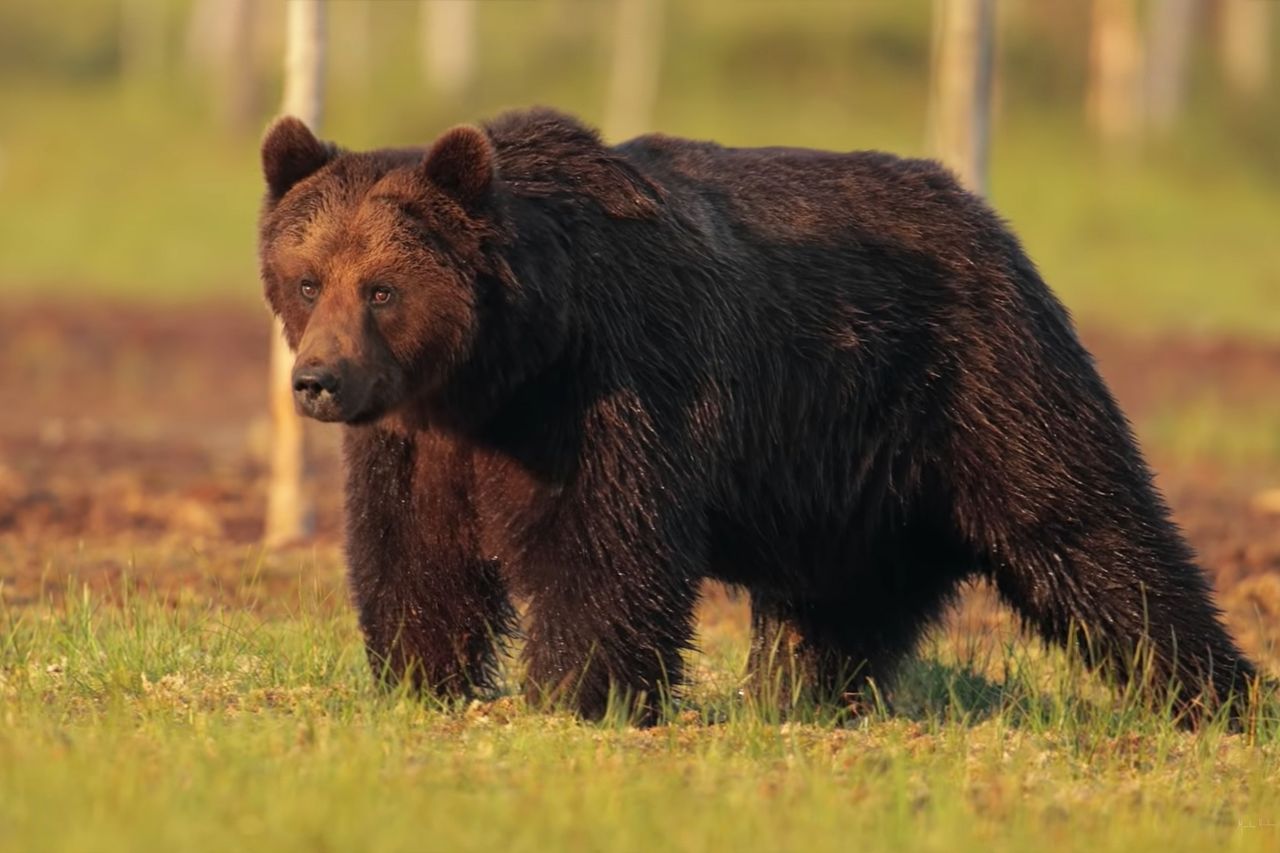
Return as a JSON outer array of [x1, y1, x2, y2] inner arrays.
[[257, 116, 528, 426]]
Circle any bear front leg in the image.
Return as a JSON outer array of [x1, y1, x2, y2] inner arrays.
[[519, 502, 702, 722], [354, 555, 514, 698], [523, 574, 700, 722], [344, 427, 516, 699]]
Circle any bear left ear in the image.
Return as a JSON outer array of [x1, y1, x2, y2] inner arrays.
[[262, 116, 334, 200], [421, 125, 494, 208]]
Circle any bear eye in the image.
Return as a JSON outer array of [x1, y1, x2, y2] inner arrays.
[[299, 279, 320, 300], [370, 285, 395, 306]]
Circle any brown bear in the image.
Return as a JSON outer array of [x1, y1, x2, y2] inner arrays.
[[258, 107, 1255, 722]]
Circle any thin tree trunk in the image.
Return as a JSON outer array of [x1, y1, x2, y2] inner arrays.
[[265, 0, 326, 548], [266, 315, 310, 547], [1087, 0, 1143, 147], [183, 0, 220, 71], [928, 0, 996, 194], [1219, 0, 1271, 98], [1145, 0, 1197, 134], [421, 0, 477, 99], [604, 0, 664, 142], [283, 0, 326, 130], [182, 0, 259, 132], [219, 0, 258, 134]]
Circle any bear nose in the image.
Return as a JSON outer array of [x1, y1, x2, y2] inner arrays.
[[292, 366, 341, 397], [291, 365, 343, 419]]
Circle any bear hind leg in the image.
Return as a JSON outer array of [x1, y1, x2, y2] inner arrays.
[[959, 476, 1257, 721], [746, 552, 969, 717]]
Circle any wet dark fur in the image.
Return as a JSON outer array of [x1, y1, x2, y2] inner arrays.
[[259, 108, 1256, 722]]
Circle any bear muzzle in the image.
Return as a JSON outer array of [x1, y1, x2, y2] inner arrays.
[[292, 363, 347, 421]]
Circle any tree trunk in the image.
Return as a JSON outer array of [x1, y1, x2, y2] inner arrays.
[[1145, 0, 1197, 134], [282, 0, 326, 130], [183, 0, 220, 71], [928, 0, 996, 194], [182, 0, 259, 133], [604, 0, 665, 142], [1087, 0, 1143, 147], [1219, 0, 1271, 98], [219, 0, 259, 134], [421, 0, 477, 99], [265, 0, 326, 548]]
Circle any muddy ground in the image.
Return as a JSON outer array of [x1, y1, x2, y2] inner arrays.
[[2, 303, 1278, 664]]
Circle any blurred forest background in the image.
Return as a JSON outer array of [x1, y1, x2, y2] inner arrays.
[[0, 0, 1277, 338]]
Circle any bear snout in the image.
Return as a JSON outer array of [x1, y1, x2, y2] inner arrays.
[[292, 364, 345, 422]]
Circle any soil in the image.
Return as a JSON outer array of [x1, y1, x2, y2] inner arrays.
[[2, 302, 1278, 662]]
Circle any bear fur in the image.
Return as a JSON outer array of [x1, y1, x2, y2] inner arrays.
[[258, 108, 1255, 722]]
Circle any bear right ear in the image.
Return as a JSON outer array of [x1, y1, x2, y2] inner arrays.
[[261, 116, 334, 200]]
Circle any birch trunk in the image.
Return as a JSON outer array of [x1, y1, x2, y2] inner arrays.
[[1087, 0, 1143, 146], [1219, 0, 1271, 98], [928, 0, 996, 194], [265, 0, 326, 547], [421, 0, 477, 98], [1145, 0, 1197, 134], [604, 0, 664, 142]]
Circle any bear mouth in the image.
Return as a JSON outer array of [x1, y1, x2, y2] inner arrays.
[[341, 404, 388, 426], [339, 381, 401, 426], [297, 394, 347, 423]]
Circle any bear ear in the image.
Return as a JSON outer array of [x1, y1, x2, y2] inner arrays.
[[262, 116, 334, 200], [421, 125, 494, 208]]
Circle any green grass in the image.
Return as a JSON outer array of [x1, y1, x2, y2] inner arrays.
[[3, 565, 1280, 853], [1146, 397, 1280, 467]]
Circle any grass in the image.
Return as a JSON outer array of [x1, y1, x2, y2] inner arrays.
[[3, 556, 1280, 853], [1146, 397, 1280, 468]]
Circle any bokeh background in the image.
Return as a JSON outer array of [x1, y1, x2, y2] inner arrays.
[[1, 0, 1278, 647], [2, 0, 1278, 330]]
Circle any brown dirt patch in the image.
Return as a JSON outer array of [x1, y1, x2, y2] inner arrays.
[[1, 303, 1277, 663]]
